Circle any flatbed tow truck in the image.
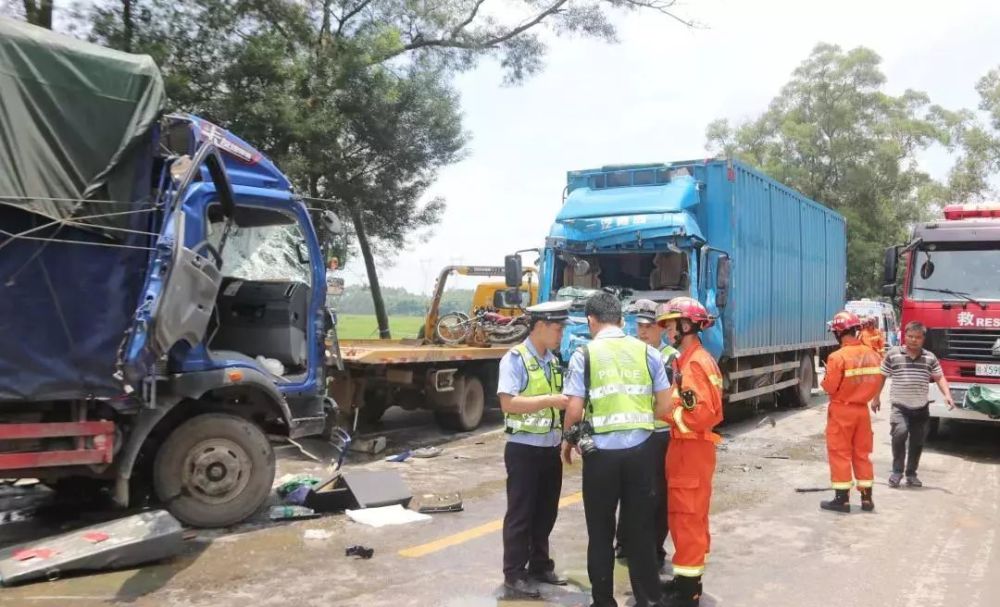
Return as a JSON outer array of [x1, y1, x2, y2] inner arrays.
[[327, 259, 537, 432]]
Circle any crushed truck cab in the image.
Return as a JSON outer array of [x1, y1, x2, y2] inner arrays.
[[0, 21, 338, 527]]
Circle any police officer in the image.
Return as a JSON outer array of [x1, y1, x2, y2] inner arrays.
[[497, 300, 572, 598], [563, 292, 672, 607], [615, 299, 677, 574]]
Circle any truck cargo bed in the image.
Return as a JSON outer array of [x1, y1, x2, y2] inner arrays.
[[339, 339, 510, 365]]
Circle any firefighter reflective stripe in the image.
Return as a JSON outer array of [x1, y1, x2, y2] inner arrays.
[[843, 367, 881, 378], [831, 481, 854, 490], [856, 479, 874, 488], [709, 374, 723, 387], [589, 383, 654, 400], [672, 406, 693, 434], [590, 411, 655, 428], [673, 564, 705, 577]]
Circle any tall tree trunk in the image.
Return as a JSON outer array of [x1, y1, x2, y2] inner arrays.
[[22, 0, 53, 28], [122, 0, 134, 52], [350, 209, 391, 339]]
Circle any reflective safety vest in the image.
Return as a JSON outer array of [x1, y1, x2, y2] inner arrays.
[[654, 345, 679, 430], [584, 337, 655, 433], [504, 344, 563, 434]]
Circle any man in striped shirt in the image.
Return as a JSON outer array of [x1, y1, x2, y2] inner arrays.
[[871, 321, 954, 488]]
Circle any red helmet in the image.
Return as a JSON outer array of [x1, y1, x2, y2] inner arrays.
[[829, 311, 862, 333], [657, 296, 714, 329]]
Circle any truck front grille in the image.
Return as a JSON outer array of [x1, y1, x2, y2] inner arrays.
[[929, 328, 1000, 361]]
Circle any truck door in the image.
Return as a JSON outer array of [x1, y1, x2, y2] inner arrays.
[[121, 144, 235, 388]]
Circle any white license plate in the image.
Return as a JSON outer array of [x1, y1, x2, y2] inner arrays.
[[976, 364, 1000, 378]]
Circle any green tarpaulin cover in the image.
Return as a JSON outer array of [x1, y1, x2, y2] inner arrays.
[[0, 17, 165, 238], [964, 385, 1000, 418]]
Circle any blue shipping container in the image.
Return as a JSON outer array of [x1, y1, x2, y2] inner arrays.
[[543, 158, 846, 360]]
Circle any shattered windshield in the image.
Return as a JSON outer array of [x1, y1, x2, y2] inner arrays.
[[208, 211, 311, 285]]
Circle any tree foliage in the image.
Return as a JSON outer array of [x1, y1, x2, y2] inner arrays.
[[705, 43, 995, 297], [74, 0, 693, 337]]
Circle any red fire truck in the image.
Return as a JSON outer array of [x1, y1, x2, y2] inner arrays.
[[883, 204, 1000, 435]]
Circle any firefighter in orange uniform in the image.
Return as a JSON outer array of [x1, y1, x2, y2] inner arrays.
[[859, 316, 885, 354], [655, 297, 723, 607], [820, 311, 883, 513]]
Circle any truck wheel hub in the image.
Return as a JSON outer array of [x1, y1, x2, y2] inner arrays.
[[183, 438, 252, 502]]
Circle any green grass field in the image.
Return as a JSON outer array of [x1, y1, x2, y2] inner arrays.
[[336, 314, 425, 340]]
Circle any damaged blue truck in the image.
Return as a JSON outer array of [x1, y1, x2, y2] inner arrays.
[[0, 19, 341, 527]]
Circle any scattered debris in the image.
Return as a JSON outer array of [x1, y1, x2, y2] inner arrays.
[[303, 529, 334, 541], [754, 465, 763, 470], [277, 475, 322, 497], [0, 510, 184, 586], [739, 465, 750, 473], [285, 437, 324, 462], [757, 416, 776, 428], [355, 436, 387, 455], [385, 450, 412, 463], [268, 505, 321, 521], [794, 487, 830, 493], [345, 505, 431, 528], [412, 446, 443, 459], [345, 545, 375, 559], [764, 455, 791, 460], [415, 493, 463, 514]]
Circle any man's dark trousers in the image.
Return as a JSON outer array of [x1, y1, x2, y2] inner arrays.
[[890, 404, 930, 476], [502, 442, 562, 580], [583, 437, 663, 607], [615, 431, 669, 565]]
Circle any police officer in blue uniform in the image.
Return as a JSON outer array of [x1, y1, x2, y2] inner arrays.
[[497, 301, 572, 598]]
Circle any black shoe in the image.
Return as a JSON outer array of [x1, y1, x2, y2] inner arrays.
[[504, 576, 541, 598], [906, 474, 922, 488], [662, 575, 702, 607], [529, 570, 567, 586], [860, 487, 874, 512], [820, 489, 851, 513], [888, 473, 902, 488]]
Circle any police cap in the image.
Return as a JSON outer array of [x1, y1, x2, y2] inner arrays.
[[628, 299, 659, 325], [525, 300, 571, 323]]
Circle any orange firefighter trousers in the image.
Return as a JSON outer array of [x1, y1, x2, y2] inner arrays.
[[826, 402, 874, 489], [667, 437, 716, 577]]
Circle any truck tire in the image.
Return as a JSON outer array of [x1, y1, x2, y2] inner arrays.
[[782, 354, 814, 408], [153, 413, 275, 528], [435, 376, 485, 432]]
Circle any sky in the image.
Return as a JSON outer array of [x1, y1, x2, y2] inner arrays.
[[337, 0, 1000, 294]]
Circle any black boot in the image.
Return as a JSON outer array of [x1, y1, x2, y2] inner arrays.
[[662, 575, 702, 607], [860, 487, 874, 512], [820, 489, 850, 513]]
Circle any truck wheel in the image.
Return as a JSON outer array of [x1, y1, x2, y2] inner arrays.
[[782, 354, 814, 408], [153, 413, 275, 528], [435, 376, 485, 431]]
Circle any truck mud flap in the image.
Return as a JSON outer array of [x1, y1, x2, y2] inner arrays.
[[0, 510, 184, 586]]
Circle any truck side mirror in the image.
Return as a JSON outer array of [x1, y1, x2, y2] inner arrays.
[[716, 257, 731, 308], [504, 255, 523, 288], [883, 246, 898, 285]]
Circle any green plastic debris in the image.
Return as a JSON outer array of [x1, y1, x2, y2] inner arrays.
[[276, 475, 321, 498], [963, 385, 1000, 418]]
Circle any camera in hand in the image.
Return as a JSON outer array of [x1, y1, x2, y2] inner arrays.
[[564, 420, 597, 456]]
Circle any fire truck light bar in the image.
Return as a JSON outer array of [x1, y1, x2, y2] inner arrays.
[[942, 204, 1000, 220]]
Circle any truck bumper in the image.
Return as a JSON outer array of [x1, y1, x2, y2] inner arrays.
[[928, 383, 1000, 424]]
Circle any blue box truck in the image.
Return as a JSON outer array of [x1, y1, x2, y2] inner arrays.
[[538, 158, 846, 406], [0, 19, 341, 527]]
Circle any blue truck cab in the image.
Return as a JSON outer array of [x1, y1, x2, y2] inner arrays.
[[539, 159, 846, 407], [0, 20, 341, 527]]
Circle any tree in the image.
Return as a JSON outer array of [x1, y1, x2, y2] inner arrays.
[[946, 67, 1000, 201], [706, 43, 959, 297], [21, 0, 52, 28], [78, 0, 696, 337]]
